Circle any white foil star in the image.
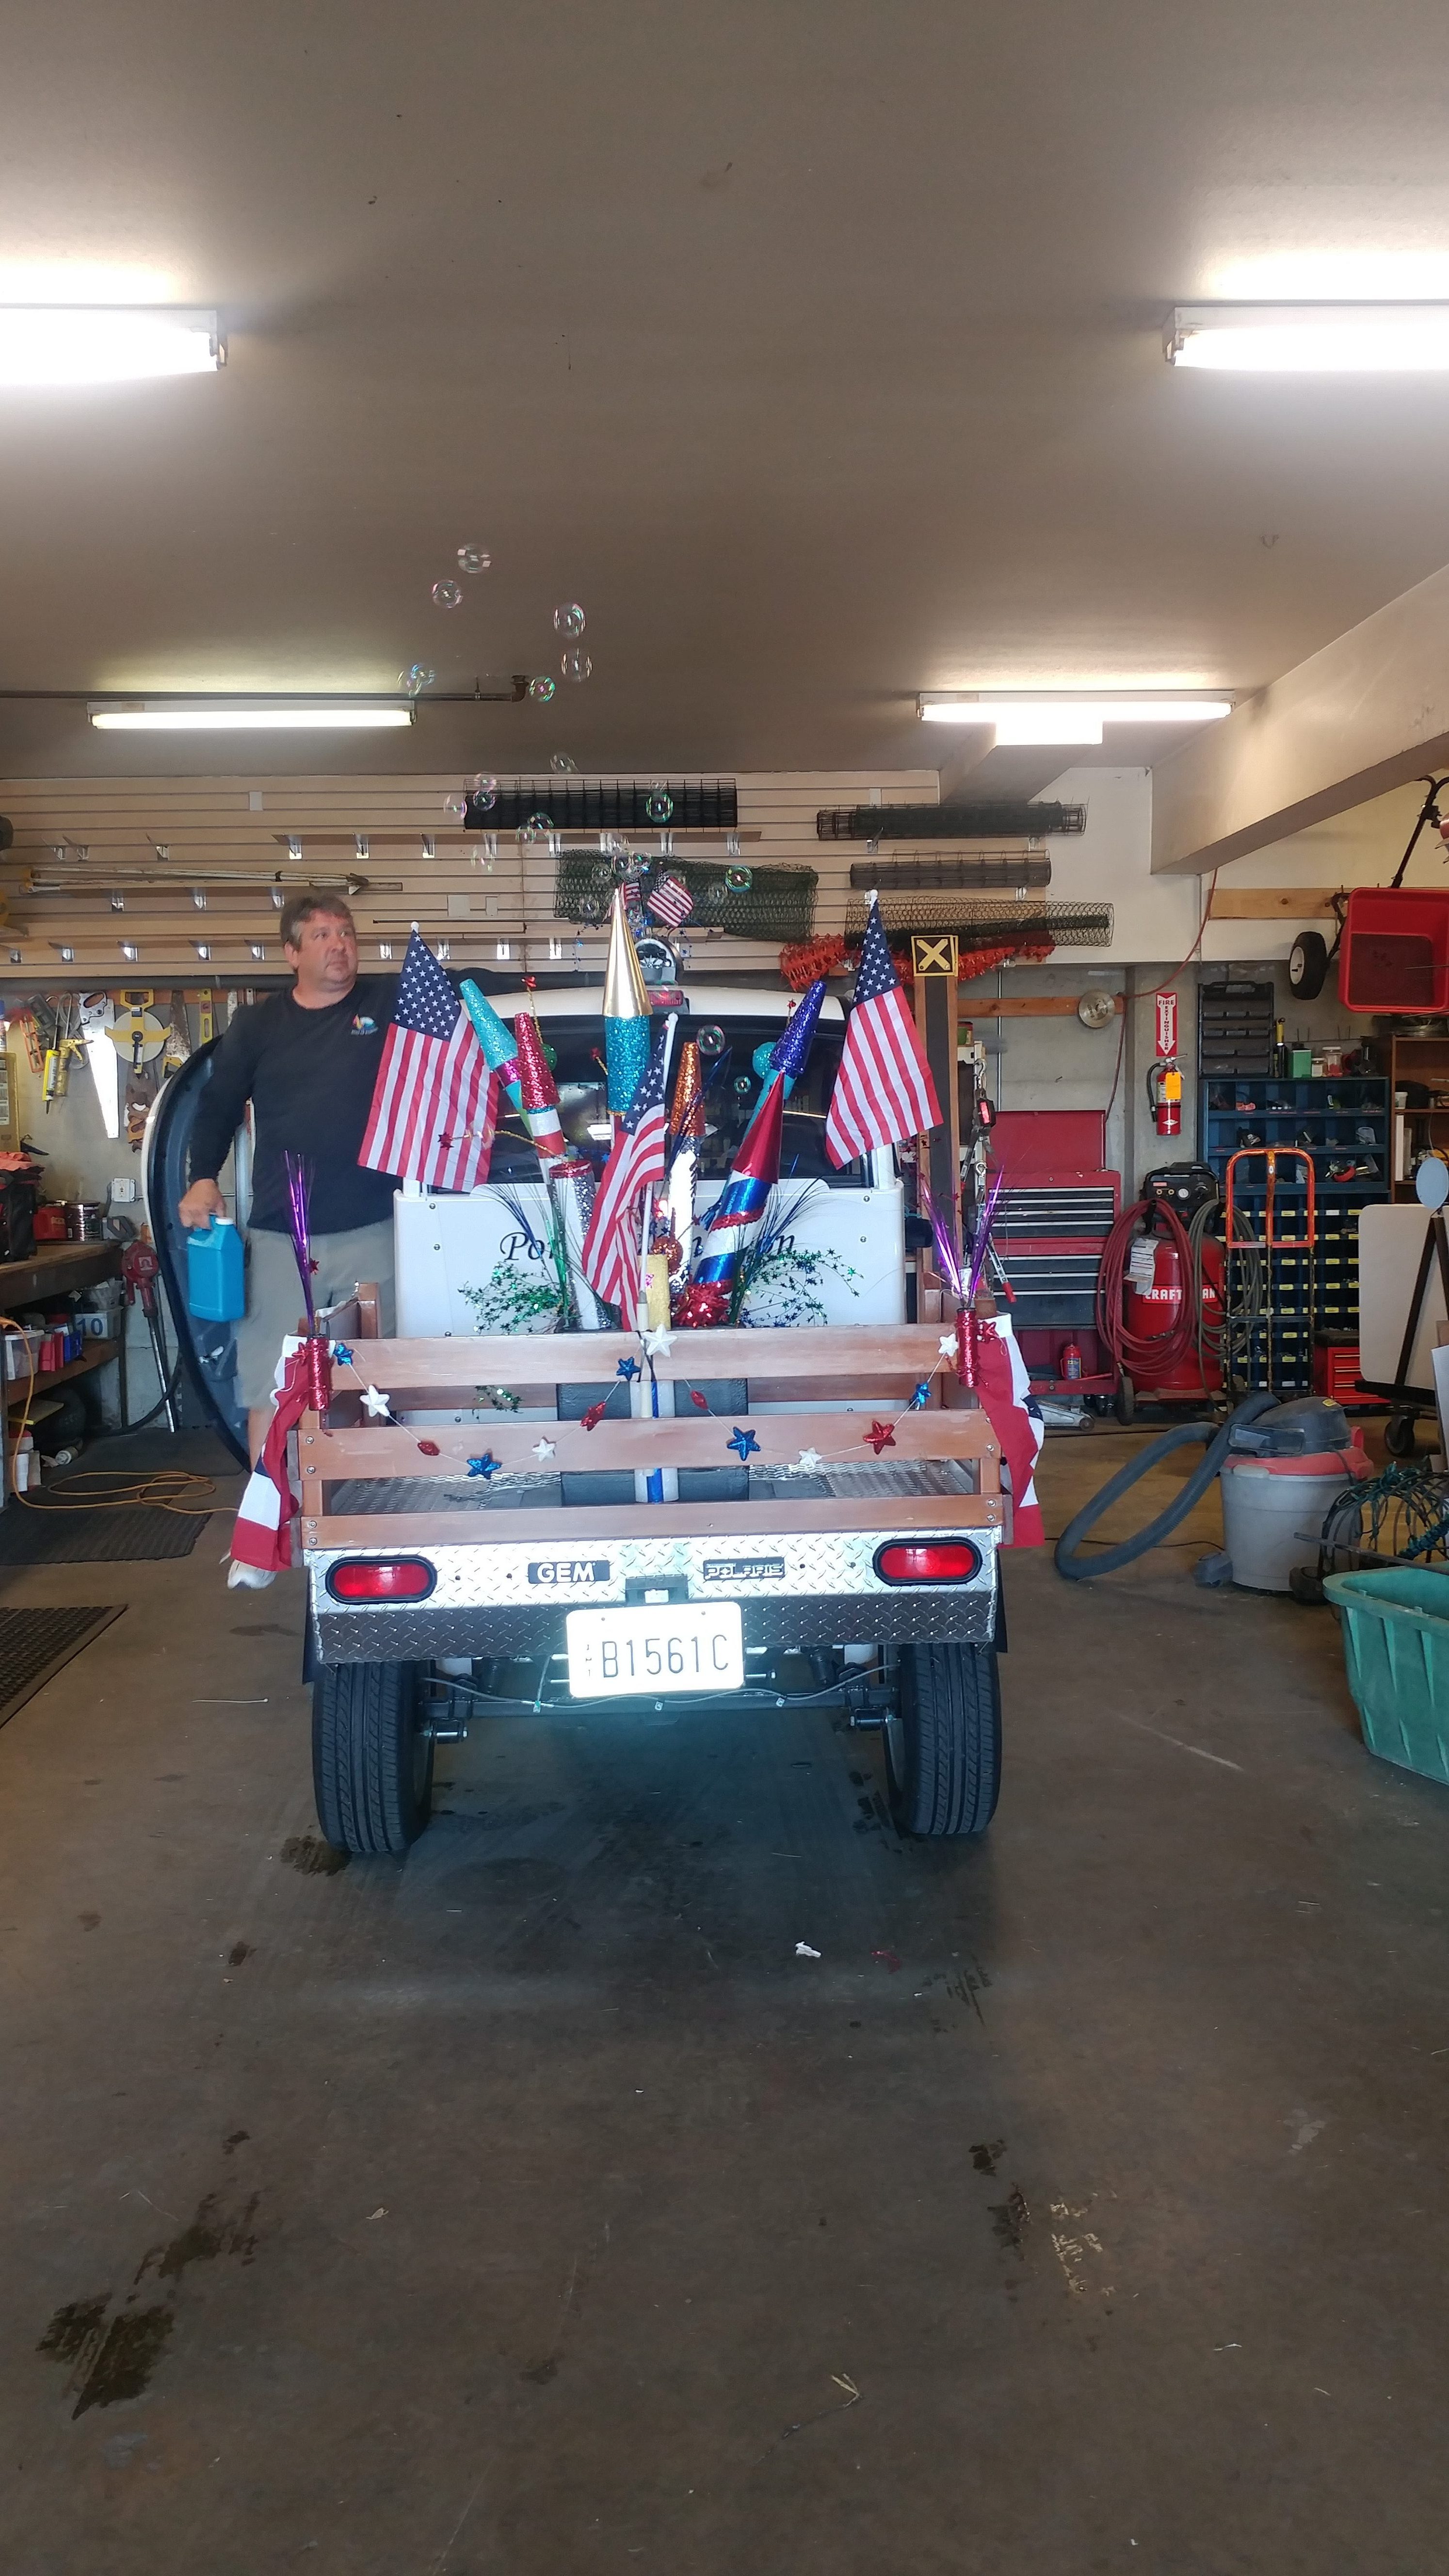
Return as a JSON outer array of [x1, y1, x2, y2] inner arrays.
[[532, 1436, 558, 1462], [361, 1384, 392, 1419], [642, 1325, 676, 1357], [795, 1447, 825, 1473], [938, 1333, 959, 1358]]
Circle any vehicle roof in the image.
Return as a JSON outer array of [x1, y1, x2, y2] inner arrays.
[[489, 982, 844, 1026]]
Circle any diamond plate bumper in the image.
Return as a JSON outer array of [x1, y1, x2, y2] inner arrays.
[[306, 1525, 999, 1665]]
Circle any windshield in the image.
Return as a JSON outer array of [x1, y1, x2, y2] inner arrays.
[[487, 1012, 864, 1183]]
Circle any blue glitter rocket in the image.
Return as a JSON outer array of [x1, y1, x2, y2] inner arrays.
[[603, 888, 653, 1116], [693, 1075, 785, 1292], [765, 977, 826, 1099]]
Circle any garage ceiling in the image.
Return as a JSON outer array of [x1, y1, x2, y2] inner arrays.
[[4, 0, 1449, 785]]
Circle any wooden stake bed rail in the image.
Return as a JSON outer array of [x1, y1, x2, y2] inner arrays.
[[299, 1317, 1003, 1552]]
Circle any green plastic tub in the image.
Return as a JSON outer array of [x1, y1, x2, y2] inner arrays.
[[1323, 1567, 1449, 1786]]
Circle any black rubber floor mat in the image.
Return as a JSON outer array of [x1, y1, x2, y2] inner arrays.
[[0, 1606, 124, 1729], [0, 1498, 211, 1566]]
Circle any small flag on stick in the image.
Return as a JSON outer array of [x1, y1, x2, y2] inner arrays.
[[824, 896, 941, 1168], [581, 1017, 673, 1314], [360, 930, 496, 1189]]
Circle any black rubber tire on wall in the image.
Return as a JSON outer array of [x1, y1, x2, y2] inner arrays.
[[884, 1642, 1002, 1838], [312, 1660, 435, 1856], [1288, 931, 1329, 999]]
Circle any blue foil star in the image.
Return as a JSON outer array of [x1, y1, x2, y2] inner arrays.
[[615, 1355, 641, 1382], [727, 1425, 760, 1460], [909, 1380, 931, 1409], [330, 1341, 354, 1368], [467, 1452, 502, 1481]]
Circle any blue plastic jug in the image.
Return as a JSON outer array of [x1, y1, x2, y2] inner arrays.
[[187, 1217, 245, 1322]]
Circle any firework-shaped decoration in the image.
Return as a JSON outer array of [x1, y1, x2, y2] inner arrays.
[[692, 1074, 785, 1298], [549, 1154, 608, 1330], [766, 976, 827, 1097], [514, 1009, 568, 1169], [603, 886, 652, 1116], [663, 1037, 705, 1280], [459, 980, 524, 1111]]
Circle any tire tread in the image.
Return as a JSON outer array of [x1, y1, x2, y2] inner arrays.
[[889, 1642, 1001, 1837], [312, 1661, 432, 1856]]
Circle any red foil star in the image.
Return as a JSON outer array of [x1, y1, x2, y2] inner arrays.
[[580, 1399, 609, 1431], [863, 1419, 897, 1455]]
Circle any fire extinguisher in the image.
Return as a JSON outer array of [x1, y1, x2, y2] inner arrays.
[[1148, 988, 1182, 1138]]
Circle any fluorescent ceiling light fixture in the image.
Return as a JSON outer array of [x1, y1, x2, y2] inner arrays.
[[88, 700, 414, 731], [1166, 304, 1449, 372], [0, 306, 223, 385], [919, 693, 1232, 742]]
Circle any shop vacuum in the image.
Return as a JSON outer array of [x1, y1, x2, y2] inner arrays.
[[1055, 1393, 1372, 1592]]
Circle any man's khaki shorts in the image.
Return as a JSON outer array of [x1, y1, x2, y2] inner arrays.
[[234, 1220, 396, 1408]]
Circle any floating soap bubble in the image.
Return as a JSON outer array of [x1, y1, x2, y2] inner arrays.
[[697, 1024, 726, 1057], [578, 891, 602, 921], [645, 788, 674, 823], [518, 811, 554, 848], [550, 752, 578, 773], [600, 831, 627, 860], [401, 663, 436, 694], [725, 865, 753, 893], [457, 544, 491, 576], [733, 1073, 755, 1098], [612, 849, 637, 878], [468, 773, 498, 808], [443, 793, 468, 820], [561, 648, 592, 683], [432, 578, 463, 610], [529, 676, 556, 704], [553, 603, 586, 638]]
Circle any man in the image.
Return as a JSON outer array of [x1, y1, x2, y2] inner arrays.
[[179, 896, 399, 1569]]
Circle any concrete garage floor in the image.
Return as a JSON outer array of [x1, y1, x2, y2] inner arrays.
[[4, 1425, 1449, 2574]]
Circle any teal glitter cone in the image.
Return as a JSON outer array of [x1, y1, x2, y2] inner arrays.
[[606, 1015, 652, 1118]]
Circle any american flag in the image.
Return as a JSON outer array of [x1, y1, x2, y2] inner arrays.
[[580, 1018, 672, 1312], [646, 871, 693, 928], [360, 930, 498, 1190], [824, 895, 941, 1169]]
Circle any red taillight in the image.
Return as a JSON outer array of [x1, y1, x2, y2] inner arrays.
[[874, 1540, 982, 1585], [325, 1557, 435, 1602]]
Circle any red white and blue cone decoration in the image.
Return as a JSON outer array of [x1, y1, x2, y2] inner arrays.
[[693, 1073, 785, 1295], [514, 1008, 568, 1169]]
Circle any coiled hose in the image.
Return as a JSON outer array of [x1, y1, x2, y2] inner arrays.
[[1054, 1390, 1278, 1579], [1095, 1197, 1197, 1379]]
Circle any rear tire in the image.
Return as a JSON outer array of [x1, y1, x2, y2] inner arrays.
[[884, 1642, 1001, 1838], [1114, 1371, 1136, 1425], [1384, 1410, 1419, 1459], [312, 1660, 435, 1855]]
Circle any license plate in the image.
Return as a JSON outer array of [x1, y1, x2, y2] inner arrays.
[[564, 1601, 744, 1699]]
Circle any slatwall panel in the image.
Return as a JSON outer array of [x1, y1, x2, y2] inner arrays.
[[0, 769, 1050, 988]]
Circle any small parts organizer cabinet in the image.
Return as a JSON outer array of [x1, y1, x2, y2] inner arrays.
[[1199, 1073, 1390, 1393]]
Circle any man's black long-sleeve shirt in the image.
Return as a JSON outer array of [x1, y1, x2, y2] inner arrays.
[[189, 978, 401, 1234]]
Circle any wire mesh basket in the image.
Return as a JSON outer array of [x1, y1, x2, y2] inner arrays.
[[467, 779, 739, 834], [842, 895, 1112, 946], [555, 854, 818, 940]]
